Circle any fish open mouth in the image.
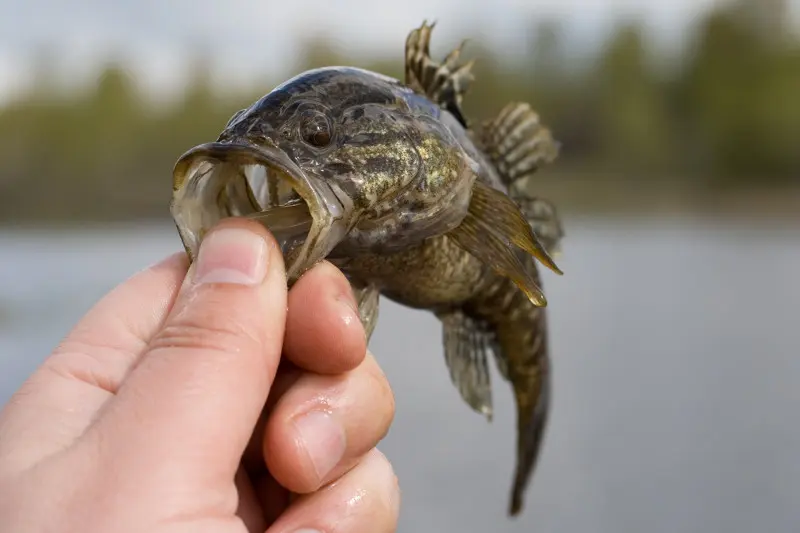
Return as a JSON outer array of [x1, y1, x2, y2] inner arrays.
[[170, 141, 353, 282]]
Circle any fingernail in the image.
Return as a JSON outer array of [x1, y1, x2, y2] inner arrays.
[[293, 411, 346, 482], [194, 228, 268, 285]]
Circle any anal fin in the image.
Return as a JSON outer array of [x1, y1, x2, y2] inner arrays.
[[405, 21, 475, 128], [437, 309, 496, 420]]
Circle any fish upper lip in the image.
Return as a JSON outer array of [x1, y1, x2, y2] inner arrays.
[[170, 140, 354, 281], [172, 139, 313, 203]]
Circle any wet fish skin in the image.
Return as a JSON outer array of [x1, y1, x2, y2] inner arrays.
[[217, 66, 480, 258], [170, 21, 564, 518], [335, 196, 553, 518]]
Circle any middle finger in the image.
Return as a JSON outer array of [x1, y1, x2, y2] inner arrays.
[[262, 351, 395, 494], [283, 261, 366, 375]]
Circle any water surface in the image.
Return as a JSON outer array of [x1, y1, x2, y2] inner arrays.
[[1, 217, 799, 532]]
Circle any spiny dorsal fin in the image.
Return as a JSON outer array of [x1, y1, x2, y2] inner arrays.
[[405, 21, 475, 128], [481, 102, 560, 191]]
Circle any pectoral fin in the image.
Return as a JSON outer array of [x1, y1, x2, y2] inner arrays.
[[448, 181, 562, 307], [437, 309, 495, 420], [470, 182, 562, 275]]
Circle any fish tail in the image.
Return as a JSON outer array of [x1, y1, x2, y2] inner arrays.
[[498, 291, 551, 517], [509, 349, 551, 516], [465, 262, 552, 517]]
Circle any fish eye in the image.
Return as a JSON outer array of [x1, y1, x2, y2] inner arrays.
[[299, 110, 332, 147]]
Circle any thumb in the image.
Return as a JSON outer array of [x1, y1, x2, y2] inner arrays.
[[86, 218, 287, 483]]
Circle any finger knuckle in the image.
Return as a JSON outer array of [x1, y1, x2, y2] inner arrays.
[[150, 311, 261, 357], [368, 449, 401, 518], [364, 358, 395, 425], [43, 350, 122, 395], [371, 448, 396, 480]]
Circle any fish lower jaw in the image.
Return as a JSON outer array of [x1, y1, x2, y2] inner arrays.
[[237, 162, 314, 258]]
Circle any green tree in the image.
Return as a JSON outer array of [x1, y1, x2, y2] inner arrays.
[[676, 7, 799, 186], [591, 23, 674, 175]]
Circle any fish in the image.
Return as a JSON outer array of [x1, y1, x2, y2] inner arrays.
[[170, 21, 565, 517]]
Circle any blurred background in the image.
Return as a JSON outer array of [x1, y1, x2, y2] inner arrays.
[[1, 0, 799, 531]]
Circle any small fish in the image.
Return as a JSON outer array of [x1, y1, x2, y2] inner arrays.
[[170, 21, 565, 517]]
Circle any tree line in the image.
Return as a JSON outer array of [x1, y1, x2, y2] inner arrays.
[[0, 3, 797, 223]]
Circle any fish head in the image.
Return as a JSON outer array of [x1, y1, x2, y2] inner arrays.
[[171, 67, 478, 282]]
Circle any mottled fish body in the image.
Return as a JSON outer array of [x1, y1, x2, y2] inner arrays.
[[170, 22, 565, 517]]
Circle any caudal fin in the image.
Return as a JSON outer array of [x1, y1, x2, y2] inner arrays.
[[509, 362, 551, 516], [484, 263, 553, 517]]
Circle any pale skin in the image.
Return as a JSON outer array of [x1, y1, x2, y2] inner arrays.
[[0, 218, 399, 533]]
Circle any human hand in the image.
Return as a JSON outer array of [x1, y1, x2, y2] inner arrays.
[[0, 219, 399, 532]]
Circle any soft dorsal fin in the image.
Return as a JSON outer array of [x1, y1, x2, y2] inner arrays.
[[480, 102, 560, 192], [515, 195, 565, 257], [405, 21, 475, 128]]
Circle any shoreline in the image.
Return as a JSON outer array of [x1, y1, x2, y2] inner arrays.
[[3, 180, 799, 231]]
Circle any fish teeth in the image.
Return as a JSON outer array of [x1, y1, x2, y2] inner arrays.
[[243, 163, 302, 210]]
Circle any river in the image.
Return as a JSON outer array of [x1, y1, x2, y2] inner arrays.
[[1, 215, 799, 532]]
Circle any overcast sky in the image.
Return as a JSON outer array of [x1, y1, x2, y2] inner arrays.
[[0, 0, 797, 102]]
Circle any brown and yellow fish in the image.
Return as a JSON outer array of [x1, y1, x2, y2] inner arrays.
[[170, 21, 565, 517]]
